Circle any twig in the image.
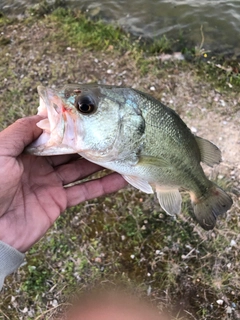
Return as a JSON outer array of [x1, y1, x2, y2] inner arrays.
[[199, 25, 204, 50], [0, 309, 10, 320], [34, 303, 71, 320], [184, 309, 198, 320]]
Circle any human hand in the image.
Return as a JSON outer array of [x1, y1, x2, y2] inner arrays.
[[0, 116, 127, 253]]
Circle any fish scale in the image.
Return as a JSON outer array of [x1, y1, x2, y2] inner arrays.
[[27, 84, 233, 230]]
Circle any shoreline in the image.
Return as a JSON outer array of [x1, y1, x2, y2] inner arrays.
[[1, 0, 240, 58]]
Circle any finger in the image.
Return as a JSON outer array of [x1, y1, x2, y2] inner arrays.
[[47, 154, 80, 167], [0, 116, 43, 157], [66, 172, 128, 207], [55, 158, 103, 185]]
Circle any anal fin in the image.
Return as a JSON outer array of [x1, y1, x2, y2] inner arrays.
[[122, 175, 154, 194], [156, 187, 182, 216]]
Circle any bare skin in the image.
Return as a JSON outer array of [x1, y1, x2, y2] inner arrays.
[[67, 291, 169, 320], [0, 116, 127, 252]]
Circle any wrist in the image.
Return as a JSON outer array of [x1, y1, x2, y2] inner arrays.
[[0, 240, 25, 290], [0, 233, 32, 253], [0, 238, 23, 253]]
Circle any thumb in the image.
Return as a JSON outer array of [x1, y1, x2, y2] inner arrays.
[[0, 116, 43, 157]]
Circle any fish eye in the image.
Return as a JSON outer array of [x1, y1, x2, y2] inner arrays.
[[75, 96, 97, 114], [78, 103, 95, 113]]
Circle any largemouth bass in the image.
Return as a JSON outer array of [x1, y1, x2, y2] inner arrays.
[[27, 84, 233, 230]]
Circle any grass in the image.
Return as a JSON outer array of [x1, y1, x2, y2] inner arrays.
[[50, 8, 134, 52], [50, 7, 240, 89], [0, 5, 239, 319], [1, 188, 239, 319]]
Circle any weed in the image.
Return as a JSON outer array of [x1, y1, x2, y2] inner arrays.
[[148, 35, 173, 54]]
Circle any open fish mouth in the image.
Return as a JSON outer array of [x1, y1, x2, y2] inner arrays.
[[26, 86, 78, 156]]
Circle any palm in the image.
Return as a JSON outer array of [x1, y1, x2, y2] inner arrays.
[[0, 116, 127, 252], [0, 154, 75, 251]]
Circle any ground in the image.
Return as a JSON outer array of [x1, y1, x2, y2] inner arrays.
[[0, 8, 240, 320]]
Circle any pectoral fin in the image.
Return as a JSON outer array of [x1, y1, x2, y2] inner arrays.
[[122, 175, 154, 194], [137, 155, 169, 167], [195, 136, 221, 167], [156, 187, 182, 216]]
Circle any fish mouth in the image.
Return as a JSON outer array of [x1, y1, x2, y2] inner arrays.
[[37, 85, 63, 125], [26, 85, 78, 156]]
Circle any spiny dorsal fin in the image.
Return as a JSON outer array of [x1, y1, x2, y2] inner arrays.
[[195, 136, 221, 167]]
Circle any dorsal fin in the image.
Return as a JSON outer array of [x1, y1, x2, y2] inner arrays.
[[195, 136, 221, 167]]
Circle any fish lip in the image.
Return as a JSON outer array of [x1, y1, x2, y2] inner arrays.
[[37, 85, 59, 108], [37, 85, 66, 118], [26, 85, 81, 156], [37, 85, 56, 98], [37, 85, 49, 105]]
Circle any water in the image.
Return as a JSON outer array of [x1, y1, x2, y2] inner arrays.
[[1, 0, 240, 56]]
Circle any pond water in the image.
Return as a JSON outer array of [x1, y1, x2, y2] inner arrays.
[[1, 0, 240, 56]]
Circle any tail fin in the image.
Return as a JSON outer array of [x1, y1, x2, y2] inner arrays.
[[191, 184, 233, 230]]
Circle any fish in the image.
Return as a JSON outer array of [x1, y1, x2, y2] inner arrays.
[[27, 84, 233, 230]]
